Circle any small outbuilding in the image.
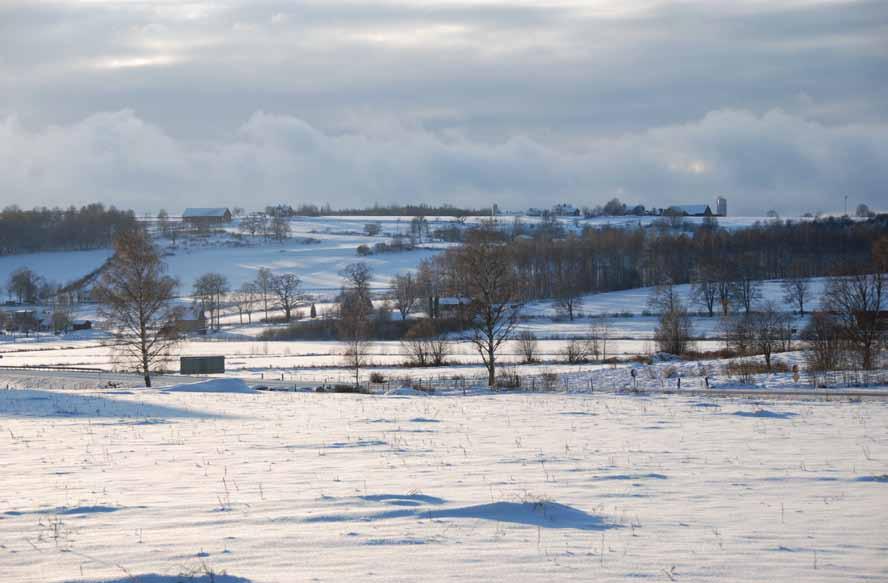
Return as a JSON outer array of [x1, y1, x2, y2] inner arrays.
[[180, 356, 226, 375]]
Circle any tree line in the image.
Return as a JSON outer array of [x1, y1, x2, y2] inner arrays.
[[265, 202, 488, 217], [472, 215, 886, 304], [0, 204, 136, 255]]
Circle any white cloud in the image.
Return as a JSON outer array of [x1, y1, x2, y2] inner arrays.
[[1, 108, 885, 214], [0, 1, 886, 213]]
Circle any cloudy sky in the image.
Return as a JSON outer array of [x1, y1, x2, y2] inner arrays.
[[1, 0, 886, 215]]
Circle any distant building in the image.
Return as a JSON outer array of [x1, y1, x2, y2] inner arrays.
[[667, 204, 714, 217], [174, 306, 208, 335], [716, 196, 728, 217], [182, 208, 232, 227], [552, 203, 580, 216], [437, 296, 471, 322], [71, 320, 92, 331]]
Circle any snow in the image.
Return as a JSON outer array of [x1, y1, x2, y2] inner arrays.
[[0, 249, 112, 287], [163, 379, 257, 394], [1, 388, 886, 581], [0, 216, 885, 580]]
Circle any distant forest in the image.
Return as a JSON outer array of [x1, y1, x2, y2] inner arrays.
[[266, 203, 490, 217], [425, 215, 888, 302], [0, 204, 137, 255]]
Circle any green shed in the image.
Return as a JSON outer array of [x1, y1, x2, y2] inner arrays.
[[180, 356, 225, 375]]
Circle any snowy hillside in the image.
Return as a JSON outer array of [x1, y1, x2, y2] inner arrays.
[[0, 214, 802, 293]]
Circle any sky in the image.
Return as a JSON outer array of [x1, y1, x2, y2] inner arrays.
[[1, 0, 886, 216]]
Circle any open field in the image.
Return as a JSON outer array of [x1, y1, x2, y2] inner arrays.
[[1, 386, 886, 582]]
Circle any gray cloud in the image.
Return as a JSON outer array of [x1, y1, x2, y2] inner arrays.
[[0, 0, 886, 214], [2, 107, 885, 215]]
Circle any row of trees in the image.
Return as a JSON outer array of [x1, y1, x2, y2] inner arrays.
[[266, 203, 484, 217], [650, 270, 886, 372], [0, 204, 136, 255], [501, 216, 885, 305], [237, 213, 291, 242], [193, 269, 303, 330]]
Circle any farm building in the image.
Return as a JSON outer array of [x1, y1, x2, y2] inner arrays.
[[182, 207, 232, 227], [667, 204, 714, 217]]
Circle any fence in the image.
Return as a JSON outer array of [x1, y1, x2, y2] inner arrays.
[[807, 369, 888, 389]]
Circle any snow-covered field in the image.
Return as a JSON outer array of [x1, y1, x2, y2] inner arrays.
[[1, 385, 886, 582]]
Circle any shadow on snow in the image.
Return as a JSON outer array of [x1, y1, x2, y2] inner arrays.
[[305, 496, 615, 531], [0, 389, 221, 419]]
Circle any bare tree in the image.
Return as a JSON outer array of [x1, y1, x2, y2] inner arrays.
[[516, 330, 539, 364], [402, 319, 449, 366], [338, 263, 374, 386], [239, 213, 264, 238], [823, 271, 885, 369], [270, 215, 290, 243], [802, 311, 846, 371], [654, 299, 693, 355], [454, 233, 521, 386], [692, 266, 718, 317], [234, 282, 258, 324], [591, 318, 610, 361], [156, 208, 170, 238], [92, 229, 180, 387], [254, 267, 274, 322], [648, 281, 681, 314], [732, 272, 761, 314], [391, 273, 419, 320], [553, 251, 585, 321], [555, 287, 583, 321], [722, 314, 755, 357], [562, 338, 595, 363], [271, 273, 301, 322], [50, 305, 72, 333], [716, 277, 734, 316], [193, 273, 229, 331], [410, 216, 428, 243], [781, 273, 812, 315], [7, 267, 41, 304], [751, 302, 792, 369]]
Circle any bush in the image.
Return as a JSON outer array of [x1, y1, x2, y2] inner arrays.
[[356, 244, 372, 256], [562, 338, 596, 363], [802, 311, 846, 372], [495, 371, 522, 389], [724, 359, 792, 383], [654, 307, 693, 355], [516, 330, 539, 363], [540, 371, 559, 390], [369, 372, 386, 383], [402, 319, 450, 366]]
